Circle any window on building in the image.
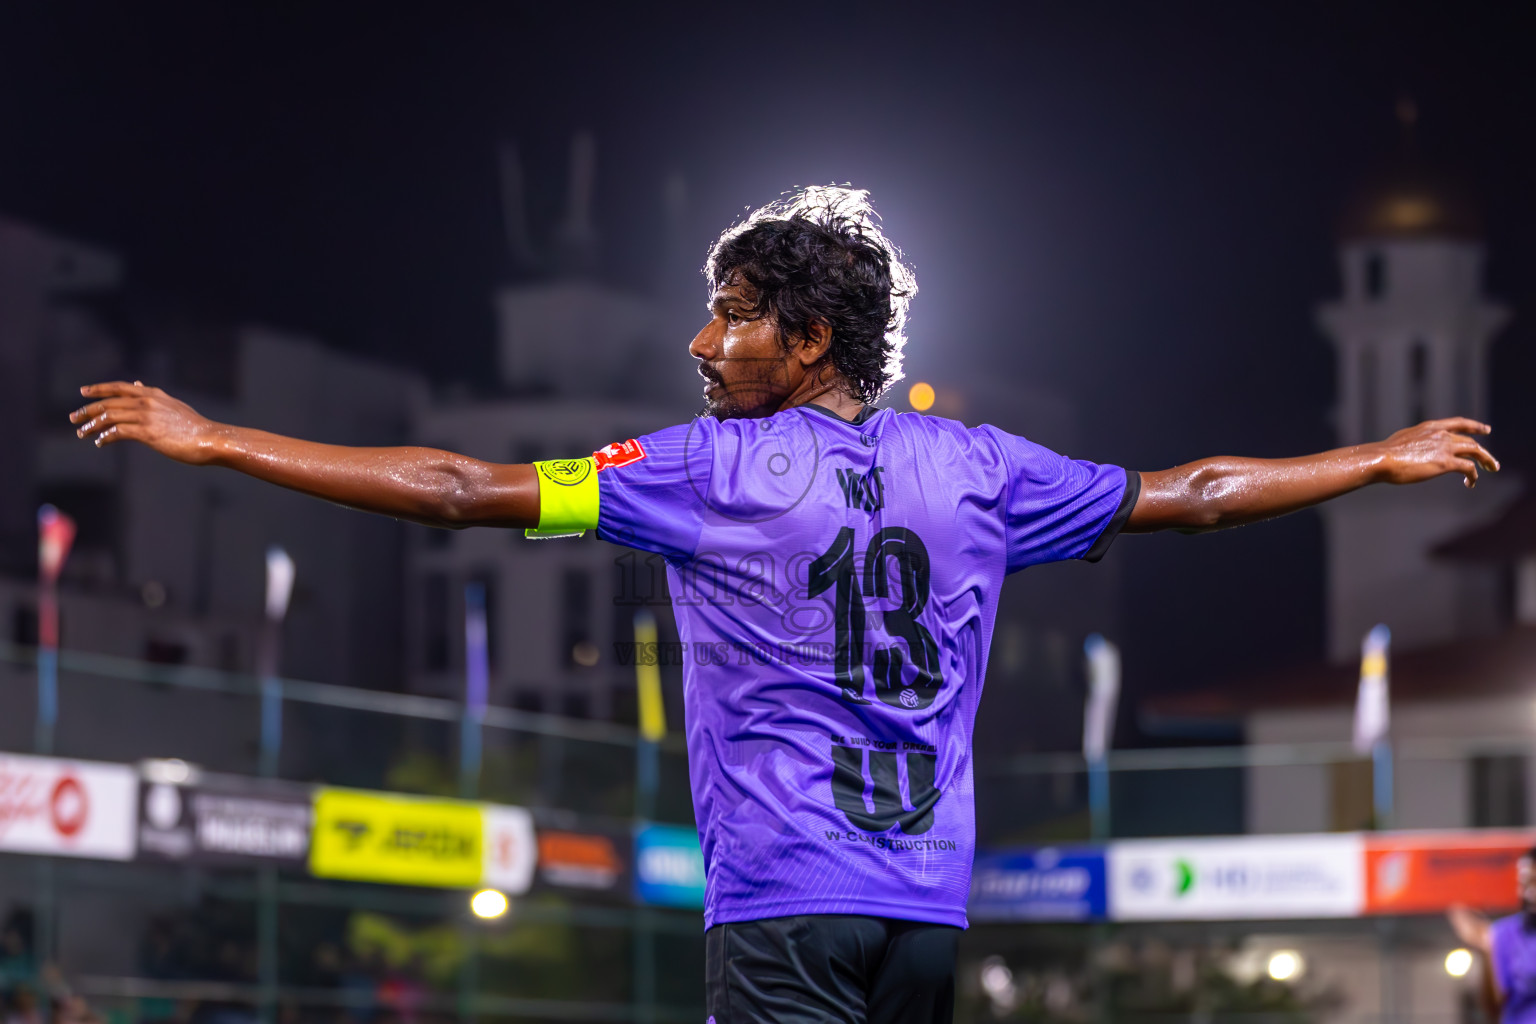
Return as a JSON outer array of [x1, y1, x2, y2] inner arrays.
[[144, 638, 189, 665], [562, 693, 592, 720], [1409, 341, 1430, 424], [1364, 251, 1386, 299], [1359, 347, 1378, 440], [12, 605, 38, 646], [218, 632, 241, 672], [1515, 557, 1536, 627], [1472, 755, 1528, 828], [562, 569, 594, 669], [1457, 346, 1477, 418], [422, 572, 450, 671], [610, 684, 639, 726], [1330, 759, 1375, 831]]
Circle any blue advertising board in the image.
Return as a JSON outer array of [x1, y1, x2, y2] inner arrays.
[[969, 846, 1108, 922], [634, 823, 706, 909]]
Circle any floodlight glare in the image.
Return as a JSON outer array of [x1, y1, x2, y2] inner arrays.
[[1446, 948, 1474, 977], [1267, 950, 1301, 982], [470, 888, 508, 919], [908, 381, 935, 412]]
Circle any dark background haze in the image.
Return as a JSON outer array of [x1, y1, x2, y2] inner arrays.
[[4, 2, 1533, 734]]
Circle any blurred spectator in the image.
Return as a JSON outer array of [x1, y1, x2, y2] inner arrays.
[[0, 910, 35, 990], [4, 985, 42, 1024], [48, 995, 101, 1024]]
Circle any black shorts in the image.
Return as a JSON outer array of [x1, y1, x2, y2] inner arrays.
[[705, 914, 959, 1023]]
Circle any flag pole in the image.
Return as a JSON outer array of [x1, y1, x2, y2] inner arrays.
[[36, 505, 76, 756], [461, 582, 489, 799], [259, 546, 295, 778], [1354, 624, 1393, 829], [1083, 634, 1120, 841]]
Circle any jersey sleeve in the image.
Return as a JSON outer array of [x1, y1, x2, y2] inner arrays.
[[977, 425, 1140, 573], [594, 421, 712, 562], [1491, 915, 1517, 999]]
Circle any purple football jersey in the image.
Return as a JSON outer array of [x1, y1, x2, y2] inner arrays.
[[1493, 914, 1536, 1024], [595, 404, 1135, 928]]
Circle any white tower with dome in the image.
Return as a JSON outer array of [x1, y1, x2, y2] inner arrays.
[[1315, 142, 1516, 661]]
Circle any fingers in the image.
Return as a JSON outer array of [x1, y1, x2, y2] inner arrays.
[[71, 398, 140, 432], [91, 423, 143, 448], [78, 380, 151, 400], [1452, 457, 1479, 488], [1449, 436, 1499, 475], [75, 406, 142, 442], [68, 398, 136, 424], [1462, 439, 1499, 475], [1427, 416, 1492, 436]]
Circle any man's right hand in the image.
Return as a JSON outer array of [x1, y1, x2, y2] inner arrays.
[[71, 381, 220, 464]]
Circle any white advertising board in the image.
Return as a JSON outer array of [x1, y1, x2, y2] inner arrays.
[[481, 804, 537, 895], [1108, 834, 1363, 920], [0, 753, 136, 860]]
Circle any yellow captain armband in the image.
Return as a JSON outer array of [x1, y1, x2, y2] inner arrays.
[[525, 457, 600, 539]]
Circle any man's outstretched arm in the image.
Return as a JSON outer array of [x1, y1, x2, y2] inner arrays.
[[71, 381, 539, 529], [1125, 418, 1500, 533]]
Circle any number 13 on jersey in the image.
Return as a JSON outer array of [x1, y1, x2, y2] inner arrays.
[[808, 526, 943, 710]]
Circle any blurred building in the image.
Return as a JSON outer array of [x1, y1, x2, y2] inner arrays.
[[1145, 159, 1535, 835], [405, 134, 692, 722], [0, 214, 426, 773], [1318, 159, 1516, 662]]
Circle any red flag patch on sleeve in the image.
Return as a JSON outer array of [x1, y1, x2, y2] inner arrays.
[[593, 438, 647, 471]]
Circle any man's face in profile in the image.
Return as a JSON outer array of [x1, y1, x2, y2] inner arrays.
[[689, 274, 797, 421]]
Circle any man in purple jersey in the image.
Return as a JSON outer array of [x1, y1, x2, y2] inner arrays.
[[73, 186, 1497, 1022], [1450, 848, 1536, 1024]]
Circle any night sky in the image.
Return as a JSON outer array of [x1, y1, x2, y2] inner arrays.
[[4, 3, 1534, 729]]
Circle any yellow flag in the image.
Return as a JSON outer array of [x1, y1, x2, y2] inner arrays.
[[635, 611, 666, 742]]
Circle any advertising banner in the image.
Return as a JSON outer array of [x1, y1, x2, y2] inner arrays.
[[634, 823, 705, 909], [1108, 834, 1364, 920], [481, 805, 537, 895], [537, 827, 630, 895], [1365, 831, 1534, 915], [138, 776, 312, 865], [969, 846, 1108, 922], [0, 753, 135, 860], [310, 788, 483, 888]]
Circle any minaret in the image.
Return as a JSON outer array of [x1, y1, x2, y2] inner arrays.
[[1316, 111, 1514, 660]]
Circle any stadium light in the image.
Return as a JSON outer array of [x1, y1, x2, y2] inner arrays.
[[908, 381, 935, 412], [1267, 950, 1302, 981], [471, 888, 509, 919], [1446, 948, 1474, 977]]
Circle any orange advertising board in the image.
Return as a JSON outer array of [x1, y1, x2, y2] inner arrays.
[[1364, 831, 1535, 915]]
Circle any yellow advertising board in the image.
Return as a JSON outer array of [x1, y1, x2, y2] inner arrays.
[[310, 788, 482, 888]]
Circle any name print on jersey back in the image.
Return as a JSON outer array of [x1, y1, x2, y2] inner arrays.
[[836, 465, 886, 512]]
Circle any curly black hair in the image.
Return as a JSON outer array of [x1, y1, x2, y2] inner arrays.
[[704, 187, 917, 405]]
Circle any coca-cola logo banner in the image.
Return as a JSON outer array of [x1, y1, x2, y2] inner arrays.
[[0, 753, 136, 860]]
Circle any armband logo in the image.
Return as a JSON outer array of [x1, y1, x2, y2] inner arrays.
[[538, 459, 592, 486], [594, 439, 647, 471]]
